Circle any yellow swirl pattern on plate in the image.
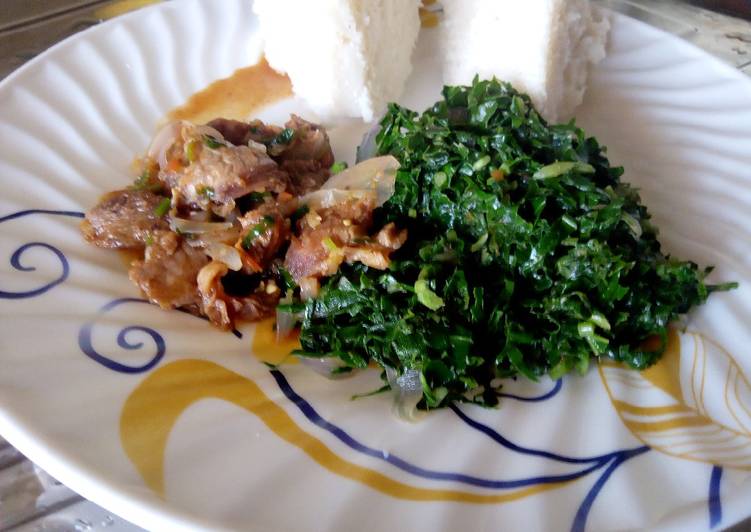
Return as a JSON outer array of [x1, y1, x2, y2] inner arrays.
[[120, 358, 569, 502]]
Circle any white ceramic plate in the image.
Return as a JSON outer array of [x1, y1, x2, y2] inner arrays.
[[1, 1, 750, 530]]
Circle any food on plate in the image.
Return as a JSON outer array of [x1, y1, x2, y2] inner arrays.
[[82, 78, 733, 415], [284, 78, 734, 414], [440, 0, 610, 122], [81, 116, 404, 329], [252, 0, 421, 122]]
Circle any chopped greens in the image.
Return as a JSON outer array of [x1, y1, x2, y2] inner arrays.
[[203, 135, 225, 149], [242, 215, 275, 249], [294, 78, 734, 409], [132, 167, 161, 192], [154, 197, 171, 217], [197, 185, 215, 200], [272, 128, 295, 146], [330, 161, 349, 174], [185, 139, 200, 162]]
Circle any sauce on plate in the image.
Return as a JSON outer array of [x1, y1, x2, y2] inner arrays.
[[167, 58, 292, 124]]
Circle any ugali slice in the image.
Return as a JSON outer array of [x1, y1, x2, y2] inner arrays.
[[253, 0, 421, 122], [440, 0, 609, 123]]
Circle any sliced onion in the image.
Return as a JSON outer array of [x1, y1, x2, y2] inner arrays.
[[321, 155, 399, 207], [187, 210, 212, 222], [148, 121, 185, 169], [247, 139, 268, 153], [298, 156, 399, 210], [205, 242, 242, 271], [193, 124, 226, 142], [299, 188, 377, 211], [298, 356, 352, 379], [169, 216, 233, 234], [355, 120, 382, 163], [275, 307, 298, 341], [299, 277, 320, 300], [275, 291, 299, 341], [385, 366, 423, 422]]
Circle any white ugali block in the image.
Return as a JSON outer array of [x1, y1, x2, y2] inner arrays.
[[440, 0, 610, 123], [253, 0, 421, 123]]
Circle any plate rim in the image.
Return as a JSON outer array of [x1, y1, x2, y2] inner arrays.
[[0, 2, 750, 531]]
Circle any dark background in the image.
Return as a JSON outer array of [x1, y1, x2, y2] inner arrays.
[[691, 0, 751, 18]]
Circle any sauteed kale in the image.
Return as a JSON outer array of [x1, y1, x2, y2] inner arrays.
[[292, 78, 734, 409]]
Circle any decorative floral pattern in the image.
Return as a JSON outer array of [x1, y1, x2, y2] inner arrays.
[[600, 329, 751, 470]]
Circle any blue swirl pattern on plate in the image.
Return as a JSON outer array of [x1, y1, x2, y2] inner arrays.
[[0, 210, 83, 299], [0, 207, 724, 531], [78, 297, 167, 373]]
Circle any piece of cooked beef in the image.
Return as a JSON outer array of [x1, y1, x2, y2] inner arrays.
[[129, 230, 209, 309], [277, 115, 334, 168], [205, 118, 253, 146], [284, 197, 407, 296], [197, 260, 280, 329], [158, 123, 290, 217], [281, 159, 330, 196], [81, 114, 362, 330], [237, 198, 296, 272], [204, 116, 334, 197], [205, 118, 285, 147], [81, 189, 169, 249]]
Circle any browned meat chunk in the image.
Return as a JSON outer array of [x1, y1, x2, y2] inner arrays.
[[82, 113, 366, 332], [247, 119, 284, 145], [166, 146, 287, 204], [281, 159, 331, 196], [157, 123, 290, 216], [277, 115, 335, 168], [202, 116, 334, 197], [197, 260, 280, 329], [81, 189, 169, 249], [129, 230, 209, 309], [237, 198, 296, 272], [205, 118, 252, 146], [284, 198, 407, 294]]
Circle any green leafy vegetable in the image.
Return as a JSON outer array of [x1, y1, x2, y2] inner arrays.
[[272, 128, 295, 146], [197, 185, 215, 200], [154, 197, 171, 217], [241, 215, 275, 249], [132, 167, 161, 192], [296, 77, 735, 409], [330, 161, 348, 174], [203, 135, 225, 149], [185, 139, 200, 162]]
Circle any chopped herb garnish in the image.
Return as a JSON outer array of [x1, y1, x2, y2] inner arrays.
[[272, 128, 295, 146], [322, 237, 339, 252], [185, 139, 200, 163], [241, 215, 275, 249], [203, 135, 225, 149], [330, 161, 348, 174], [197, 185, 215, 200], [277, 267, 297, 292], [132, 168, 161, 192], [236, 191, 271, 213], [153, 197, 171, 217], [290, 204, 309, 226]]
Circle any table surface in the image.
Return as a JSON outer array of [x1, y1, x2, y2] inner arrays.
[[1, 1, 750, 531]]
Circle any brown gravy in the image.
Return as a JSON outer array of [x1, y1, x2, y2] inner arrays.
[[118, 248, 142, 269], [167, 58, 292, 124]]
